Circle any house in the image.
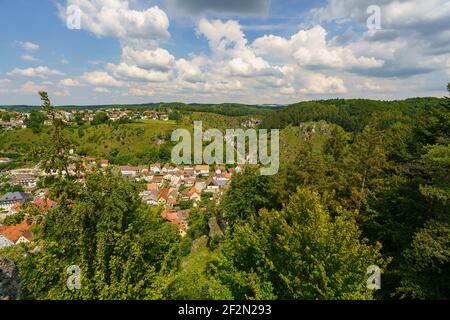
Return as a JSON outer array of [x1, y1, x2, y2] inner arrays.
[[0, 192, 33, 213], [0, 157, 12, 164], [158, 188, 170, 206], [84, 157, 97, 166], [162, 164, 173, 174], [170, 175, 182, 187], [100, 160, 109, 168], [205, 177, 220, 192], [215, 166, 226, 174], [0, 220, 33, 249], [161, 209, 189, 234], [33, 197, 57, 213], [194, 165, 210, 176], [9, 174, 38, 188], [184, 177, 196, 187], [163, 172, 174, 181], [167, 189, 178, 207], [142, 190, 159, 205], [189, 188, 201, 203], [34, 188, 50, 199], [180, 189, 191, 201], [150, 175, 164, 187], [183, 166, 195, 177], [213, 173, 231, 184], [194, 181, 206, 193], [141, 171, 154, 182], [10, 202, 21, 214], [120, 165, 140, 178], [150, 163, 161, 174], [147, 183, 159, 191]]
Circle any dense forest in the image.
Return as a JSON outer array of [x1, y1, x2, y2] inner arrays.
[[1, 86, 449, 300]]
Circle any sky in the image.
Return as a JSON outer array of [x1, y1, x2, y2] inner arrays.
[[0, 0, 449, 105]]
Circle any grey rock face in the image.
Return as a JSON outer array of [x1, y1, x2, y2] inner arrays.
[[0, 256, 21, 300]]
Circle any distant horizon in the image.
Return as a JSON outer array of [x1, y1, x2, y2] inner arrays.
[[0, 95, 445, 110]]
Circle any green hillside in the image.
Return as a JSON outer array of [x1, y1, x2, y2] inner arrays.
[[0, 120, 182, 165]]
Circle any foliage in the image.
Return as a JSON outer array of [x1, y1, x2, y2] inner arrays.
[[213, 189, 386, 300], [221, 167, 278, 224]]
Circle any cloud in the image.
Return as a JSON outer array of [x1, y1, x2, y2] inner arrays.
[[197, 18, 247, 54], [20, 54, 39, 62], [196, 18, 284, 78], [175, 58, 205, 83], [46, 2, 449, 104], [253, 25, 384, 70], [300, 73, 348, 94], [124, 86, 155, 97], [61, 59, 70, 65], [165, 0, 269, 15], [121, 46, 175, 71], [312, 0, 450, 61], [107, 63, 172, 82], [54, 89, 71, 97], [94, 87, 110, 93], [17, 41, 39, 51], [20, 81, 47, 94], [81, 71, 123, 87], [60, 0, 170, 40], [280, 86, 296, 95], [0, 79, 11, 86], [355, 80, 382, 91], [7, 66, 64, 78], [59, 78, 80, 87]]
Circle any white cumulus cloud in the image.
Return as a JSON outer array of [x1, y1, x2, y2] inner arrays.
[[60, 0, 170, 40], [81, 71, 123, 87], [8, 66, 64, 78], [300, 73, 348, 94]]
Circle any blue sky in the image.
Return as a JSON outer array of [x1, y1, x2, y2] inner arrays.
[[0, 0, 449, 105]]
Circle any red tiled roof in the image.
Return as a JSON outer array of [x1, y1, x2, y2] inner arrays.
[[160, 210, 188, 231], [147, 183, 158, 191], [0, 220, 33, 243], [34, 197, 57, 210], [11, 202, 21, 212], [159, 188, 169, 201]]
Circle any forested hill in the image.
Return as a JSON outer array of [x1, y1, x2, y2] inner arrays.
[[0, 102, 277, 117], [261, 97, 445, 132]]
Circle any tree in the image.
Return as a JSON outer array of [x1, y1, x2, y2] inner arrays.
[[34, 92, 79, 177], [324, 125, 349, 161], [1, 113, 11, 122], [342, 122, 390, 209], [419, 144, 450, 218], [16, 172, 181, 300], [91, 112, 109, 126], [214, 188, 387, 299], [74, 114, 85, 126], [24, 110, 46, 133], [221, 167, 277, 224], [396, 220, 450, 299]]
